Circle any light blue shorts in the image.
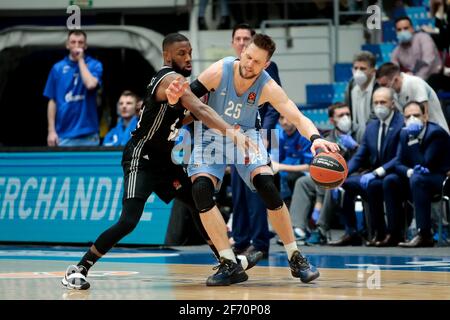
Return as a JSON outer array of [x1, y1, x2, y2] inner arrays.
[[187, 128, 270, 191]]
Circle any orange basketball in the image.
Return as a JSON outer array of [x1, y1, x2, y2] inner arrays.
[[309, 152, 348, 189]]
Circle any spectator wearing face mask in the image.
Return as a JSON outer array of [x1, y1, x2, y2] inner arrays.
[[376, 62, 449, 133], [329, 88, 404, 246], [380, 101, 450, 247], [345, 51, 379, 143], [391, 16, 442, 81], [288, 103, 361, 245]]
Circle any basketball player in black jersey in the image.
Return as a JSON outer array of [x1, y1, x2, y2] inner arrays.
[[61, 33, 261, 290]]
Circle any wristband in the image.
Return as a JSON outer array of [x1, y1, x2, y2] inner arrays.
[[309, 134, 321, 143]]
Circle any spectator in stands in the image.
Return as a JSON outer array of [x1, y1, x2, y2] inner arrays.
[[271, 114, 312, 204], [424, 0, 450, 52], [198, 0, 231, 30], [330, 87, 404, 246], [230, 23, 281, 259], [376, 62, 450, 133], [102, 90, 139, 147], [381, 101, 450, 247], [288, 102, 360, 245], [345, 51, 378, 142], [391, 16, 442, 81], [424, 0, 450, 94], [43, 30, 103, 147]]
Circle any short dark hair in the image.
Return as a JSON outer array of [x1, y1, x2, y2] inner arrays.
[[376, 62, 400, 79], [353, 51, 376, 68], [120, 90, 139, 102], [162, 33, 189, 50], [251, 33, 276, 60], [232, 23, 255, 39], [328, 102, 349, 118], [403, 100, 426, 114], [68, 30, 87, 40], [394, 16, 413, 28]]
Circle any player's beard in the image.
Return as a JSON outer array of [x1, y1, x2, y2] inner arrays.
[[239, 65, 257, 80], [172, 62, 192, 77]]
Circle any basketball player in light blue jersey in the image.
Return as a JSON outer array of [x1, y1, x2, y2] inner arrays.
[[167, 34, 339, 286]]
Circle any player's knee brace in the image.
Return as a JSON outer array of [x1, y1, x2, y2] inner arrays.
[[191, 176, 216, 213], [253, 174, 283, 210]]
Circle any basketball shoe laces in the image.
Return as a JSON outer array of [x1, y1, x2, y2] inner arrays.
[[212, 257, 235, 275], [290, 252, 310, 271]]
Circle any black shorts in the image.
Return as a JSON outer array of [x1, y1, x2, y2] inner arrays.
[[121, 140, 192, 204]]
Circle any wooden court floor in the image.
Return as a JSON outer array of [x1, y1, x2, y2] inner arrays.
[[1, 247, 449, 300]]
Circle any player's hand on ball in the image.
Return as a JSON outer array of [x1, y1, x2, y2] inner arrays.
[[166, 76, 189, 105], [311, 138, 339, 156]]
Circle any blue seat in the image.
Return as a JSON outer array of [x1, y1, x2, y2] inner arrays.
[[361, 43, 396, 66], [411, 0, 430, 7], [393, 6, 428, 19], [299, 104, 332, 130], [305, 83, 347, 105], [334, 63, 353, 82], [382, 21, 397, 43]]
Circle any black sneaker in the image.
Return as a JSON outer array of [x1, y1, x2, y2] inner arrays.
[[206, 257, 248, 286], [237, 250, 264, 270], [289, 251, 320, 283]]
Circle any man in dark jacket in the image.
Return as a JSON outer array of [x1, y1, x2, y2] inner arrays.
[[380, 101, 450, 247]]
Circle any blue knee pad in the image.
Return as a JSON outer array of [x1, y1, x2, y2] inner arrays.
[[192, 176, 216, 213], [253, 174, 283, 210]]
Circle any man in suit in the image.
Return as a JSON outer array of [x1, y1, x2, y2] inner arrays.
[[380, 101, 450, 247], [329, 87, 404, 246]]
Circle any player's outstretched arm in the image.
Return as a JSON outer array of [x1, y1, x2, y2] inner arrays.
[[262, 80, 339, 155], [160, 74, 258, 155]]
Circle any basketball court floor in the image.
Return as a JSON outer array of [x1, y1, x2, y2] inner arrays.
[[1, 243, 449, 300]]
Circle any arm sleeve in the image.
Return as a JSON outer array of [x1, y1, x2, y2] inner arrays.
[[347, 129, 370, 174], [43, 67, 56, 100], [394, 139, 410, 177], [190, 79, 209, 98], [416, 33, 441, 79], [409, 77, 429, 102], [90, 60, 103, 87], [299, 136, 313, 164]]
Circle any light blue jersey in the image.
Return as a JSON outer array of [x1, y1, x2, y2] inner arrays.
[[207, 57, 271, 130], [188, 57, 273, 191]]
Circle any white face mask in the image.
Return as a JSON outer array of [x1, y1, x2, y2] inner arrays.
[[374, 104, 391, 121], [335, 115, 352, 133], [353, 70, 368, 87]]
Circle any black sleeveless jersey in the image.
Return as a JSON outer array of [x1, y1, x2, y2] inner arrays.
[[131, 66, 187, 155]]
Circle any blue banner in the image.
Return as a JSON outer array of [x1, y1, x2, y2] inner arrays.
[[0, 151, 173, 244]]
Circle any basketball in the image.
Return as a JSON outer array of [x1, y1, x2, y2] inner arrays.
[[309, 152, 348, 189]]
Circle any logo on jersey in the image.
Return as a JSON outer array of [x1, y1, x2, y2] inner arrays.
[[247, 92, 257, 105], [172, 179, 182, 190], [148, 76, 157, 88]]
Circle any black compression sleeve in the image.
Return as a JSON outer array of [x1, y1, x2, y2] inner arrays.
[[190, 79, 209, 98]]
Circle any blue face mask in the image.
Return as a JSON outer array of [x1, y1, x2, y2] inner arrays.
[[397, 30, 413, 43], [405, 116, 424, 137]]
